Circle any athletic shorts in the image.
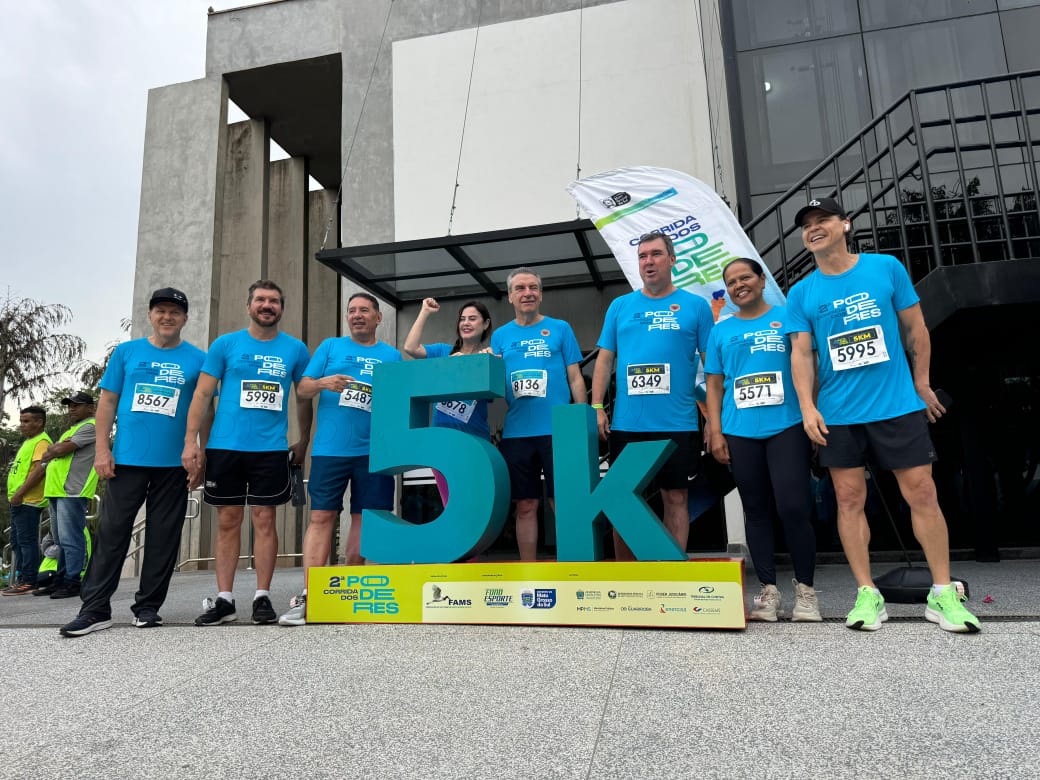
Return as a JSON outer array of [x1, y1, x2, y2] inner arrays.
[[609, 430, 702, 491], [308, 455, 394, 514], [204, 449, 292, 507], [499, 435, 554, 501], [819, 410, 937, 470]]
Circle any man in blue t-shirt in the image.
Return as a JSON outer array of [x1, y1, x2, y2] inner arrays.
[[60, 288, 207, 637], [490, 268, 586, 561], [181, 280, 313, 627], [278, 292, 401, 626], [788, 197, 979, 634], [591, 231, 713, 560]]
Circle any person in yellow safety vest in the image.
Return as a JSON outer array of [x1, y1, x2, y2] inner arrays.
[[2, 406, 52, 595], [33, 391, 98, 599], [35, 530, 92, 587]]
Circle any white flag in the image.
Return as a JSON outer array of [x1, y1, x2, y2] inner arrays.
[[567, 166, 785, 321]]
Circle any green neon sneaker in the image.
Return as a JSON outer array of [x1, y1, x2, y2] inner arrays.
[[845, 586, 888, 631], [925, 584, 981, 633]]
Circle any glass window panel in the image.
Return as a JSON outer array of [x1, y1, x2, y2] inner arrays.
[[859, 0, 996, 30], [731, 0, 859, 50], [997, 0, 1040, 8], [1000, 6, 1040, 71], [863, 16, 1008, 111], [465, 234, 580, 266], [738, 36, 872, 193]]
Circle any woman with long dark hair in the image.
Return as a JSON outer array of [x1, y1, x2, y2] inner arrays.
[[404, 298, 493, 506]]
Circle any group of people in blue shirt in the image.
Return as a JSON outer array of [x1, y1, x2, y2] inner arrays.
[[54, 194, 980, 636]]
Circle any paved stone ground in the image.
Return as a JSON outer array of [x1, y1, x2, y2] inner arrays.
[[1, 560, 1036, 779]]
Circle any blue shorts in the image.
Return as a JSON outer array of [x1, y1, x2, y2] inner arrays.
[[307, 455, 394, 514], [499, 435, 554, 501]]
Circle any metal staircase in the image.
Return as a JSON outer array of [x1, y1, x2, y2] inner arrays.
[[742, 69, 1040, 295]]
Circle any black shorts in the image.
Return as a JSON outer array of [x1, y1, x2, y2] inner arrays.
[[819, 410, 937, 471], [499, 435, 554, 501], [608, 430, 702, 491], [203, 449, 293, 507]]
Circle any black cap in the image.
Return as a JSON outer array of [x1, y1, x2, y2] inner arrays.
[[149, 287, 189, 313], [794, 197, 846, 229], [61, 391, 95, 406]]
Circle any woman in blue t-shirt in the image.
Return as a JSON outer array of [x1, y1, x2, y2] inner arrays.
[[704, 259, 820, 623], [403, 297, 494, 506]]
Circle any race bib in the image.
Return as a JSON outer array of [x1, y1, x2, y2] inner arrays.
[[339, 380, 373, 412], [435, 399, 476, 423], [131, 383, 179, 417], [626, 363, 670, 395], [240, 380, 283, 411], [511, 369, 547, 398], [828, 325, 890, 371], [733, 371, 784, 409]]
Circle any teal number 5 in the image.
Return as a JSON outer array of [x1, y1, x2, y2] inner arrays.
[[363, 354, 511, 563]]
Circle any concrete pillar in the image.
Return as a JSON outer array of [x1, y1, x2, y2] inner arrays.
[[267, 157, 308, 566], [307, 188, 341, 347], [217, 119, 270, 337]]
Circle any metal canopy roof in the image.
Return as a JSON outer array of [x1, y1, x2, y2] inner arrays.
[[315, 220, 626, 307]]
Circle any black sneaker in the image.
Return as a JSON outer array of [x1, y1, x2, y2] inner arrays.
[[133, 610, 163, 628], [252, 595, 277, 624], [32, 581, 57, 596], [49, 581, 81, 599], [60, 613, 113, 637], [195, 596, 236, 626]]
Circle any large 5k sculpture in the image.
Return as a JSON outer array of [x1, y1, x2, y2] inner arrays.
[[363, 354, 687, 563]]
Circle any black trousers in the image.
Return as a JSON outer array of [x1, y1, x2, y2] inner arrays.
[[726, 424, 816, 587], [79, 466, 189, 618]]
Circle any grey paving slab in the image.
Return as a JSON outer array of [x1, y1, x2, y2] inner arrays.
[[0, 561, 1036, 779]]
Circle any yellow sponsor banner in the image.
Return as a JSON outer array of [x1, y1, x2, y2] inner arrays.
[[307, 559, 745, 629]]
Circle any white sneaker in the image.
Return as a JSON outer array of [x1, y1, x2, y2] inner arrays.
[[749, 584, 780, 621], [278, 593, 307, 626], [791, 579, 823, 622]]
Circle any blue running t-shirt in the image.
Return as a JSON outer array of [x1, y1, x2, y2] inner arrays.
[[203, 330, 310, 452], [786, 253, 925, 425], [490, 316, 582, 438], [101, 338, 207, 467], [423, 343, 491, 440], [305, 337, 402, 458], [704, 306, 803, 439], [597, 288, 713, 432]]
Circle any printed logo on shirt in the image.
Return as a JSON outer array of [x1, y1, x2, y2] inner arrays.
[[631, 310, 679, 332], [540, 329, 550, 337], [669, 303, 681, 312], [515, 338, 551, 359], [832, 292, 882, 326], [253, 354, 287, 378], [769, 321, 782, 329], [355, 357, 382, 377], [147, 361, 187, 385], [743, 328, 785, 354]]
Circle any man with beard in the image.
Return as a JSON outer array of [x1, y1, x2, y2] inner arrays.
[[182, 280, 312, 626]]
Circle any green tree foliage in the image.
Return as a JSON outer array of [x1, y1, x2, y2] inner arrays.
[[0, 291, 86, 424]]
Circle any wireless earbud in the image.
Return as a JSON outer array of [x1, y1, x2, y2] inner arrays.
[[844, 224, 850, 233]]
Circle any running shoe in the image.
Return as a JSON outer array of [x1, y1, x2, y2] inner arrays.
[[845, 586, 887, 631], [278, 593, 307, 627], [791, 579, 823, 622], [749, 584, 780, 621], [195, 596, 236, 626], [133, 610, 163, 628], [925, 584, 981, 633], [252, 595, 277, 625], [60, 613, 113, 637], [49, 581, 81, 599]]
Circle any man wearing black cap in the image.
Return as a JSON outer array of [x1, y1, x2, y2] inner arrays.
[[786, 198, 980, 634], [36, 391, 98, 599], [60, 288, 207, 637]]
